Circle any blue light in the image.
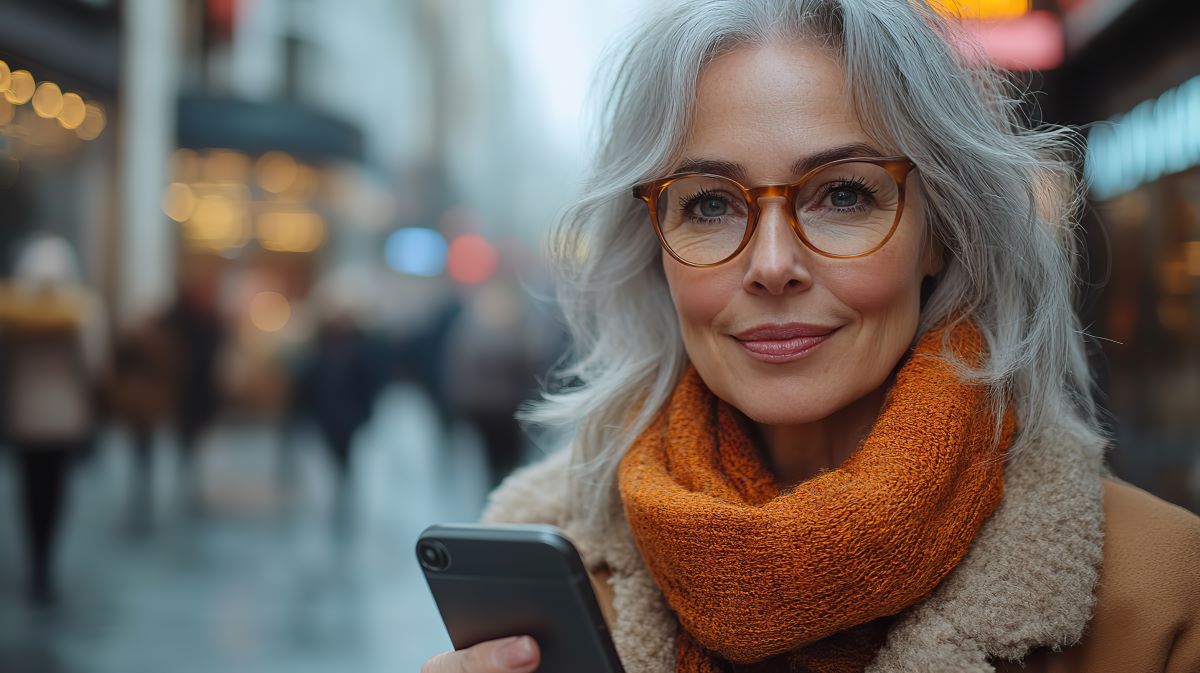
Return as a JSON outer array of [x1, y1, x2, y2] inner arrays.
[[1087, 74, 1200, 200], [385, 227, 448, 277]]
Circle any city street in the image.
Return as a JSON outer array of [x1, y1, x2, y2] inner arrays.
[[0, 384, 497, 673]]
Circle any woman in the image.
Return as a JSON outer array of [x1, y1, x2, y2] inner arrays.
[[423, 1, 1200, 671], [0, 236, 104, 604]]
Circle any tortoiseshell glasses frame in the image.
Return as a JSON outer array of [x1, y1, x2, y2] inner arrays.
[[631, 156, 917, 268]]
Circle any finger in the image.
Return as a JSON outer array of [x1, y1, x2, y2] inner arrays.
[[420, 636, 540, 673]]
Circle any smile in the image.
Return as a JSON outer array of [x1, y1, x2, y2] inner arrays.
[[733, 323, 836, 363]]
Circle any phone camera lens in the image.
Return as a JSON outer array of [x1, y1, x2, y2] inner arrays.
[[417, 540, 450, 571]]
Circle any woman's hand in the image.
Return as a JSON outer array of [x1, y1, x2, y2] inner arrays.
[[420, 636, 540, 673]]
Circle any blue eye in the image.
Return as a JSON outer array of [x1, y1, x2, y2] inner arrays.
[[698, 196, 728, 217], [829, 189, 859, 208]]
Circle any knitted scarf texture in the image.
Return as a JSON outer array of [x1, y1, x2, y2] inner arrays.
[[617, 322, 1014, 673]]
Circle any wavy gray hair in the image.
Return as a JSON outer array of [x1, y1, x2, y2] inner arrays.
[[522, 0, 1106, 531]]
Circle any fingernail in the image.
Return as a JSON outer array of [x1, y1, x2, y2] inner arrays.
[[499, 636, 535, 669]]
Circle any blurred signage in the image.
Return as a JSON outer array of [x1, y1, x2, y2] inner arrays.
[[965, 11, 1064, 71], [1084, 74, 1200, 200], [930, 0, 1030, 19]]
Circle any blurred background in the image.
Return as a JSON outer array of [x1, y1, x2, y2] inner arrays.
[[0, 0, 1195, 671]]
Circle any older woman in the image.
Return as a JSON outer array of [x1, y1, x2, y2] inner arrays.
[[422, 1, 1200, 672]]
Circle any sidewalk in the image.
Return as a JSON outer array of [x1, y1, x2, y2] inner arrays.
[[0, 384, 494, 673]]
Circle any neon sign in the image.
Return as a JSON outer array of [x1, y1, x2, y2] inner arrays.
[[1085, 74, 1200, 200]]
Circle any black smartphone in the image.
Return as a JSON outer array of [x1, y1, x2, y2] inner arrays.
[[416, 523, 626, 673]]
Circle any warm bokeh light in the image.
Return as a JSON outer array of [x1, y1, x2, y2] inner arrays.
[[965, 10, 1063, 71], [77, 103, 106, 140], [385, 227, 448, 276], [202, 149, 251, 183], [255, 151, 298, 194], [162, 182, 197, 223], [31, 82, 63, 119], [249, 291, 292, 332], [930, 0, 1029, 19], [185, 193, 250, 250], [256, 210, 326, 253], [0, 60, 10, 91], [57, 92, 86, 129], [5, 70, 35, 105], [446, 234, 499, 285]]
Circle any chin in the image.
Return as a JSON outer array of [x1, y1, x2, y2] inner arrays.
[[717, 386, 847, 427]]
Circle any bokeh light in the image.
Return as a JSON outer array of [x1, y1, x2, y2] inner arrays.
[[446, 234, 498, 285], [0, 60, 10, 91], [32, 82, 63, 119], [249, 291, 292, 332], [256, 151, 298, 194], [5, 70, 35, 105], [162, 182, 197, 223], [57, 92, 86, 129], [256, 210, 326, 253], [384, 227, 448, 277], [77, 103, 106, 140]]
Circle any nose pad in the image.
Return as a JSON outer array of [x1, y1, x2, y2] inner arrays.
[[742, 196, 812, 294]]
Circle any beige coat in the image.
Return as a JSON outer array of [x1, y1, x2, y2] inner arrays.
[[482, 425, 1200, 672]]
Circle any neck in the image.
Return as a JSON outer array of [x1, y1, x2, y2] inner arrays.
[[751, 385, 888, 488]]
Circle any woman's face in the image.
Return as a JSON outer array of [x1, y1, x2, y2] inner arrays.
[[663, 40, 941, 426]]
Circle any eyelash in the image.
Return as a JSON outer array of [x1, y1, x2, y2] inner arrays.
[[679, 189, 733, 218]]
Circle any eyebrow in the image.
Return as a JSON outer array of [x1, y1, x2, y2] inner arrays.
[[673, 142, 885, 182]]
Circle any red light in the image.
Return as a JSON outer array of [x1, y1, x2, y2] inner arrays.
[[965, 11, 1064, 71], [446, 235, 499, 285]]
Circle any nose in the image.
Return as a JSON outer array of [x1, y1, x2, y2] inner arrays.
[[742, 197, 813, 296]]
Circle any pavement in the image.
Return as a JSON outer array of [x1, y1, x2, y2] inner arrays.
[[0, 384, 500, 673]]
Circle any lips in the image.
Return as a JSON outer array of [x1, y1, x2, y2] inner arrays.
[[732, 323, 836, 363]]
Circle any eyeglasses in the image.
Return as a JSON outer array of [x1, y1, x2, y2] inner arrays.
[[632, 156, 916, 267]]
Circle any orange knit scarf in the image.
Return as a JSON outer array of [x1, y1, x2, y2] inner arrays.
[[618, 322, 1013, 673]]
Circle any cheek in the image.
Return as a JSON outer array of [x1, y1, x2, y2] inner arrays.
[[663, 256, 735, 331], [822, 225, 929, 317]]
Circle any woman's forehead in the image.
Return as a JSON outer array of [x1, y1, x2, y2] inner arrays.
[[683, 41, 880, 180]]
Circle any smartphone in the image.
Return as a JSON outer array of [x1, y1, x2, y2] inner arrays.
[[416, 523, 626, 673]]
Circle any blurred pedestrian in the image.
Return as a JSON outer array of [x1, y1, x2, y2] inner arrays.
[[0, 236, 104, 604], [161, 268, 224, 509], [441, 279, 541, 487], [294, 274, 381, 526], [104, 316, 177, 531]]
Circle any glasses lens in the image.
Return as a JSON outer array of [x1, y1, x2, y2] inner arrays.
[[657, 175, 749, 265], [794, 161, 902, 257]]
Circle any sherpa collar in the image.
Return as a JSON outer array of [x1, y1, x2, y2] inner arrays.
[[481, 424, 1106, 673]]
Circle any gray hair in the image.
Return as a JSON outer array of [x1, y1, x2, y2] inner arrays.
[[521, 0, 1106, 531]]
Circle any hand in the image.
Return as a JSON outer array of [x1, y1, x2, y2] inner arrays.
[[421, 636, 540, 673]]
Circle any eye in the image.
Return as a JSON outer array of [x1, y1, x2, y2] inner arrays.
[[697, 195, 728, 218], [828, 188, 859, 208]]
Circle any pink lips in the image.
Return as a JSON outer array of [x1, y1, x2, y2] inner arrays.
[[733, 323, 836, 363]]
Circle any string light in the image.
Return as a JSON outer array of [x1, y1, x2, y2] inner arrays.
[[31, 82, 63, 119], [57, 93, 86, 129], [4, 70, 35, 105], [77, 103, 106, 140]]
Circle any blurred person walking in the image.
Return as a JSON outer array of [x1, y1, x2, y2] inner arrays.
[[161, 268, 224, 511], [105, 316, 178, 532], [442, 279, 544, 487], [0, 236, 104, 604], [294, 273, 382, 527]]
